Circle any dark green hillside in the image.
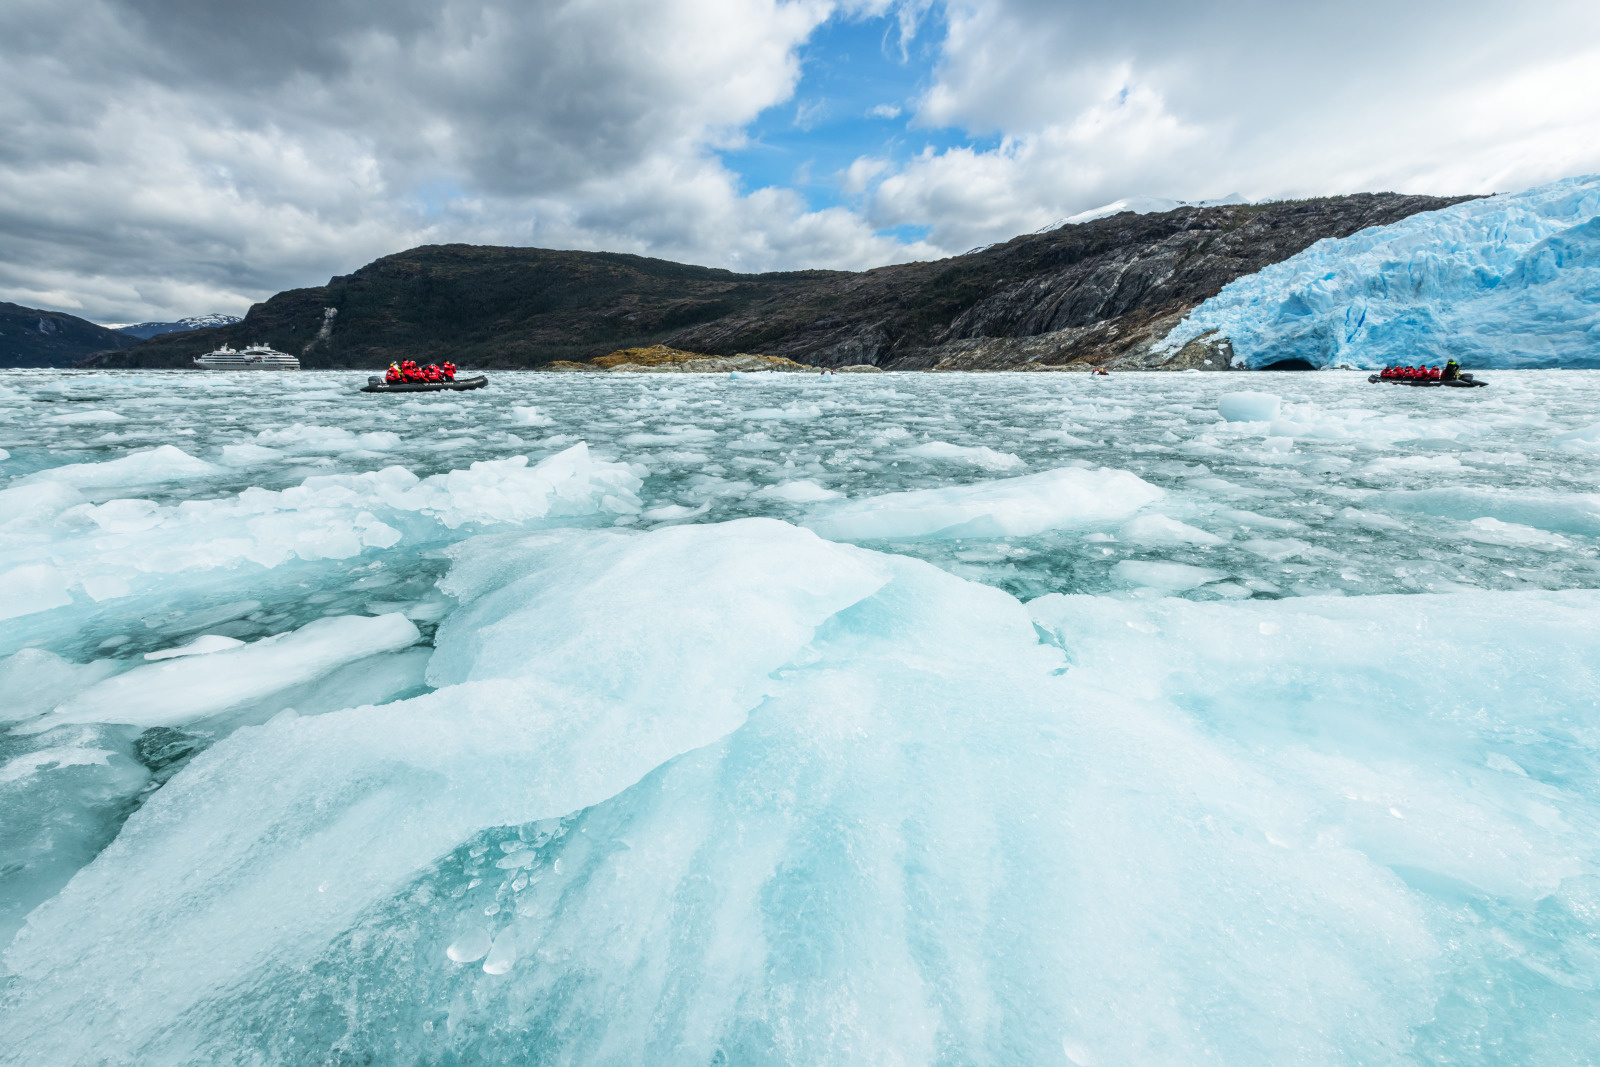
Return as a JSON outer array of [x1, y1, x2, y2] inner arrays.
[[0, 302, 136, 368]]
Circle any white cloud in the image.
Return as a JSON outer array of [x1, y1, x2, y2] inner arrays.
[[857, 0, 1600, 249], [0, 0, 917, 321], [2, 0, 1598, 322]]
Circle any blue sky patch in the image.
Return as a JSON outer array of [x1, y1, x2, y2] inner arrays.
[[719, 6, 996, 213]]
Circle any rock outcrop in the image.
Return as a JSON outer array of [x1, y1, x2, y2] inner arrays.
[[100, 192, 1475, 372], [585, 345, 814, 373]]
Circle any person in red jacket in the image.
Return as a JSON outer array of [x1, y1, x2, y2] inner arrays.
[[442, 361, 457, 381], [385, 362, 402, 383], [402, 360, 422, 382], [421, 364, 439, 382], [1428, 365, 1442, 379]]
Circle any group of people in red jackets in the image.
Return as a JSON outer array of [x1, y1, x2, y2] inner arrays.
[[385, 360, 457, 384], [1380, 360, 1460, 381]]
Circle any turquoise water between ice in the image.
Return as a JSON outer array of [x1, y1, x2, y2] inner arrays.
[[3, 369, 1600, 1063]]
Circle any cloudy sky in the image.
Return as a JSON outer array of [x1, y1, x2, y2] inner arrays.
[[2, 0, 1598, 323]]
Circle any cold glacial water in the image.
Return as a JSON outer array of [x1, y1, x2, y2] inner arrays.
[[3, 368, 1600, 1064]]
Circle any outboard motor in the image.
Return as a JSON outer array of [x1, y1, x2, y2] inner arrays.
[[368, 376, 384, 385]]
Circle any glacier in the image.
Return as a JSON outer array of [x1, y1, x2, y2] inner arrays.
[[1159, 174, 1600, 369], [5, 368, 1600, 1062]]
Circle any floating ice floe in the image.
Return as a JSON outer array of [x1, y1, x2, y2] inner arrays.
[[752, 479, 840, 504], [1113, 559, 1228, 591], [1217, 392, 1282, 422], [806, 465, 1162, 541], [36, 613, 421, 728], [17, 445, 219, 489], [9, 522, 1600, 1060], [142, 634, 247, 661], [0, 444, 642, 622], [0, 649, 119, 722], [901, 441, 1025, 471], [1119, 512, 1227, 547], [254, 424, 400, 453]]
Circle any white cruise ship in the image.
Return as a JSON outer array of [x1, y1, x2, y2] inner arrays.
[[193, 344, 300, 370]]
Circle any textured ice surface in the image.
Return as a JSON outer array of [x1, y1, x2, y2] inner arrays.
[[5, 368, 1600, 1062], [1161, 174, 1600, 368], [40, 613, 420, 728], [806, 465, 1162, 540]]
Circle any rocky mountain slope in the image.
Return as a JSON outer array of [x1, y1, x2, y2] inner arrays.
[[95, 193, 1473, 372], [0, 302, 137, 368]]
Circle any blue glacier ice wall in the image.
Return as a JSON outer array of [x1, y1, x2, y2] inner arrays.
[[1159, 174, 1600, 369]]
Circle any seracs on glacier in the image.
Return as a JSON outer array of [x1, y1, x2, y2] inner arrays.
[[1159, 174, 1600, 369]]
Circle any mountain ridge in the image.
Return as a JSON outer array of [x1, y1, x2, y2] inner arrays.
[[114, 315, 243, 340], [0, 302, 138, 368], [85, 192, 1476, 371]]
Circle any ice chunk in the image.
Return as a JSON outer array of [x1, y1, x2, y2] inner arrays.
[[901, 441, 1024, 471], [1381, 487, 1600, 537], [806, 466, 1162, 541], [358, 431, 401, 451], [19, 445, 219, 488], [1362, 454, 1463, 477], [1113, 560, 1227, 591], [421, 445, 643, 527], [254, 424, 361, 451], [217, 444, 285, 467], [1119, 513, 1226, 547], [0, 521, 893, 1058], [509, 406, 553, 427], [0, 726, 150, 946], [40, 613, 421, 728], [446, 928, 492, 963], [0, 743, 117, 784], [1552, 421, 1600, 451], [0, 563, 73, 620], [429, 519, 892, 709], [143, 634, 247, 661], [0, 482, 87, 527], [1158, 174, 1600, 368], [1217, 392, 1282, 422], [753, 479, 841, 503], [640, 501, 712, 524], [1461, 517, 1570, 550], [0, 536, 1470, 1062], [0, 446, 642, 606], [481, 928, 516, 975], [0, 649, 119, 723], [45, 409, 126, 425]]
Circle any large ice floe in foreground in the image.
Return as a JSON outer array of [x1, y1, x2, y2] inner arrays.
[[7, 516, 1600, 1062], [1158, 174, 1600, 368]]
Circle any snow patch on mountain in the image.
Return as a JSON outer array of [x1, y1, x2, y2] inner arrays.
[[1043, 193, 1249, 231], [113, 315, 242, 339]]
